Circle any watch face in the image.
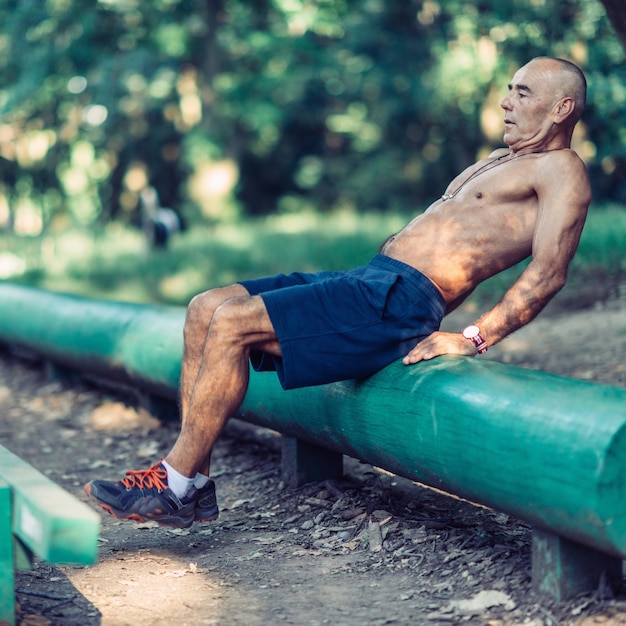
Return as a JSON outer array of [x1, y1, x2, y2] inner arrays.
[[463, 325, 480, 339]]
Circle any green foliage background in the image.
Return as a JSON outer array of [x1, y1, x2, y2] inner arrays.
[[0, 0, 624, 234]]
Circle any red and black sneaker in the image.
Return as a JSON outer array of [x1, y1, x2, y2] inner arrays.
[[84, 461, 196, 529], [192, 480, 219, 522]]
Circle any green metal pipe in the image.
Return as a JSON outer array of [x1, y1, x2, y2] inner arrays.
[[1, 283, 625, 558], [0, 444, 99, 565], [242, 360, 626, 559], [0, 283, 184, 398]]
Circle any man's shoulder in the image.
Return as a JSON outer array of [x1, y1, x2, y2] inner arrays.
[[531, 148, 588, 181], [532, 147, 585, 170], [541, 147, 584, 162], [534, 149, 591, 206]]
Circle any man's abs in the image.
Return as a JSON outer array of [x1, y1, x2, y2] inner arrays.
[[380, 201, 535, 304]]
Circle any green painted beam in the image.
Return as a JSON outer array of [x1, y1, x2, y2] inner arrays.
[[281, 436, 343, 487], [13, 535, 33, 571], [532, 529, 623, 601], [0, 283, 626, 563], [0, 478, 15, 626], [0, 282, 184, 399], [240, 358, 626, 560], [0, 446, 100, 565]]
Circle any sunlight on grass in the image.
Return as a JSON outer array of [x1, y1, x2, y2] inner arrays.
[[159, 268, 209, 302], [574, 204, 626, 271], [0, 204, 624, 308], [0, 252, 27, 278]]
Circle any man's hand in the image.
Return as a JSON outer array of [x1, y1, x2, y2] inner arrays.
[[403, 331, 477, 365]]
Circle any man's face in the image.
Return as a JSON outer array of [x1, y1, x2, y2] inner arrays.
[[500, 60, 560, 151]]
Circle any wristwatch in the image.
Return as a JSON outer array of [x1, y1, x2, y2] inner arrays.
[[462, 325, 488, 354]]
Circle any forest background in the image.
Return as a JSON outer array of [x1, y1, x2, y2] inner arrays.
[[0, 0, 625, 306]]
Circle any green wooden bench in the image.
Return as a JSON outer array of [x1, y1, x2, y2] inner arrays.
[[0, 283, 625, 603], [0, 445, 100, 625]]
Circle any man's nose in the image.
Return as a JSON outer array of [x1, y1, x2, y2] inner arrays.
[[501, 95, 512, 110]]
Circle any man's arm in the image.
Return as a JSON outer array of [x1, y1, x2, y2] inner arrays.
[[404, 151, 591, 364]]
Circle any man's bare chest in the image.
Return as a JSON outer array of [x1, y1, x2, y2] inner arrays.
[[441, 157, 538, 207]]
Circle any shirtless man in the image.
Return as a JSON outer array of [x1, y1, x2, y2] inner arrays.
[[85, 57, 591, 529]]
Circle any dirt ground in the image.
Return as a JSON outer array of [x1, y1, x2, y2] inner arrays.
[[1, 282, 626, 626]]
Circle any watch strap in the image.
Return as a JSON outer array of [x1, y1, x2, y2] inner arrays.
[[463, 325, 488, 354]]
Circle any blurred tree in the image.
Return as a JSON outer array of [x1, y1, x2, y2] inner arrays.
[[598, 0, 626, 50], [0, 0, 623, 235], [0, 0, 200, 231]]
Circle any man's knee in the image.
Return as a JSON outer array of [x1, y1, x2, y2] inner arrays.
[[185, 284, 248, 338], [210, 295, 256, 331], [209, 294, 275, 345]]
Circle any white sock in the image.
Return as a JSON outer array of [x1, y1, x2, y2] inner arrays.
[[194, 472, 210, 489], [162, 460, 195, 498]]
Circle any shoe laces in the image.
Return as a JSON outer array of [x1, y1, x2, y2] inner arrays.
[[120, 462, 168, 492]]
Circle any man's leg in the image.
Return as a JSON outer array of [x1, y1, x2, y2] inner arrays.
[[84, 292, 280, 527], [178, 284, 250, 476], [167, 293, 280, 478]]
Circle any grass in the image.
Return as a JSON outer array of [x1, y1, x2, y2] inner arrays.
[[1, 204, 624, 313]]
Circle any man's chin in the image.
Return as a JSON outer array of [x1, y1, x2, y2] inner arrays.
[[503, 131, 517, 148]]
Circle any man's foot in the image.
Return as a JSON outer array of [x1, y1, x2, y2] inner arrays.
[[193, 479, 219, 522], [84, 461, 196, 529]]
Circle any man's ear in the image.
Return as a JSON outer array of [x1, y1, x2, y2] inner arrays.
[[553, 96, 575, 123]]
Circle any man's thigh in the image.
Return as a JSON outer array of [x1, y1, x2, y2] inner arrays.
[[247, 266, 403, 388]]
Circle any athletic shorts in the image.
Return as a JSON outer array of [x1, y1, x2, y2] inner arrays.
[[238, 254, 445, 390]]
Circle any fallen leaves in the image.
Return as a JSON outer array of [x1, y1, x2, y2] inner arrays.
[[450, 589, 516, 614], [90, 402, 160, 432]]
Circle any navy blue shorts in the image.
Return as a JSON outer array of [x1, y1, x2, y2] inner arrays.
[[239, 254, 445, 390]]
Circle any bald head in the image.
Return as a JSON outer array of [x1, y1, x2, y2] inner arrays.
[[527, 57, 587, 125]]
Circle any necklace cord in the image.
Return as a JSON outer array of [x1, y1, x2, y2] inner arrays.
[[440, 148, 566, 201]]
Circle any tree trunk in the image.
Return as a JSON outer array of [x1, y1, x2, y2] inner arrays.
[[598, 0, 626, 52]]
